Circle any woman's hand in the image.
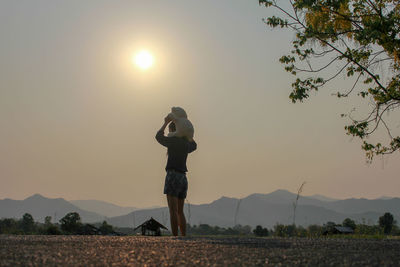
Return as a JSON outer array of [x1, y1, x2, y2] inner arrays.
[[164, 116, 172, 124]]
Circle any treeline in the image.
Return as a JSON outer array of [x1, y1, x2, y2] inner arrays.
[[187, 212, 399, 237], [0, 212, 120, 235], [187, 224, 252, 236], [271, 213, 399, 237], [2, 212, 398, 237]]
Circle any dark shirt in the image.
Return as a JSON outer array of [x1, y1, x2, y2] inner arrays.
[[156, 130, 197, 173]]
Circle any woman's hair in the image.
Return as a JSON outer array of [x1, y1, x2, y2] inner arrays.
[[168, 122, 176, 132]]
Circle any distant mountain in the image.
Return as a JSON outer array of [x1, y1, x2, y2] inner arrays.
[[70, 199, 139, 218], [378, 196, 395, 200], [321, 197, 400, 215], [106, 190, 400, 229], [2, 191, 399, 230], [0, 194, 105, 223], [308, 194, 338, 202]]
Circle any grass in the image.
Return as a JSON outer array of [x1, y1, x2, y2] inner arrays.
[[314, 234, 400, 240]]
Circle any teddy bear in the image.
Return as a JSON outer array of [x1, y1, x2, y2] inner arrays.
[[167, 107, 194, 141]]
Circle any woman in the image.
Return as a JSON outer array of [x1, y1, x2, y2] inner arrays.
[[155, 116, 197, 236]]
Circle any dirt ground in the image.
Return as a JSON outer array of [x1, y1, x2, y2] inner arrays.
[[1, 235, 400, 266]]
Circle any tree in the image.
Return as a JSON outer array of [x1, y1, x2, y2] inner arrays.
[[379, 212, 394, 234], [46, 224, 61, 235], [342, 218, 356, 230], [260, 0, 400, 161], [60, 212, 82, 234], [307, 224, 324, 236], [21, 213, 35, 234], [99, 221, 114, 235], [355, 223, 381, 235], [79, 224, 99, 235], [42, 215, 61, 235], [44, 216, 52, 226], [253, 225, 269, 236], [273, 224, 297, 237], [323, 221, 337, 234], [233, 224, 252, 235], [0, 218, 19, 234], [274, 224, 287, 237]]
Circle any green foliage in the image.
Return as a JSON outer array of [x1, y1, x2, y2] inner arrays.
[[45, 224, 62, 235], [326, 233, 386, 239], [274, 224, 299, 237], [273, 224, 286, 237], [233, 224, 252, 235], [0, 213, 397, 238], [260, 0, 400, 161], [0, 213, 118, 236], [60, 212, 82, 234], [307, 224, 324, 237], [343, 218, 356, 230], [0, 218, 20, 234], [253, 225, 269, 237], [379, 212, 395, 234], [99, 221, 114, 235], [187, 224, 252, 236], [186, 220, 399, 238], [79, 223, 100, 235], [21, 213, 35, 234], [391, 224, 400, 235], [44, 216, 52, 226], [273, 224, 317, 237], [355, 223, 382, 235]]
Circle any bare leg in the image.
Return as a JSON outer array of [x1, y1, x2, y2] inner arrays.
[[177, 198, 186, 236], [167, 195, 178, 236]]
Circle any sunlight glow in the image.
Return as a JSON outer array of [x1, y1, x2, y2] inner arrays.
[[133, 50, 154, 70]]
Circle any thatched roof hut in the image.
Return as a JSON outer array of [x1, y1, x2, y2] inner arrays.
[[134, 217, 168, 236], [323, 226, 354, 235]]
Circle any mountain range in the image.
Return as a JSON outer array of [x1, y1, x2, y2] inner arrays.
[[105, 190, 400, 228], [0, 194, 105, 223], [70, 200, 139, 218], [1, 190, 399, 229]]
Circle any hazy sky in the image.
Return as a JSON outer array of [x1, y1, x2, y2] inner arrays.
[[1, 0, 399, 208]]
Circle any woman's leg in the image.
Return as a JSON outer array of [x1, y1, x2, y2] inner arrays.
[[177, 198, 186, 236], [167, 195, 179, 236]]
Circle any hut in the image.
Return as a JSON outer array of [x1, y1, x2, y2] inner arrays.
[[323, 226, 354, 235], [134, 217, 168, 236]]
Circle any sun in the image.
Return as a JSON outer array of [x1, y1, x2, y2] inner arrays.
[[133, 50, 154, 70]]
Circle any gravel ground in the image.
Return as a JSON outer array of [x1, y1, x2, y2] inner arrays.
[[1, 235, 400, 266]]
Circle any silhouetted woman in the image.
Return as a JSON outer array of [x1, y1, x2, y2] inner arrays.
[[156, 116, 197, 236]]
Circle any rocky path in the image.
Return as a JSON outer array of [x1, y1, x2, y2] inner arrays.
[[1, 235, 400, 266]]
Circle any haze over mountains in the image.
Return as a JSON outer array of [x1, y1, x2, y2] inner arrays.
[[0, 194, 105, 223], [1, 190, 399, 229], [307, 194, 338, 202], [106, 190, 400, 228], [70, 200, 139, 218]]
